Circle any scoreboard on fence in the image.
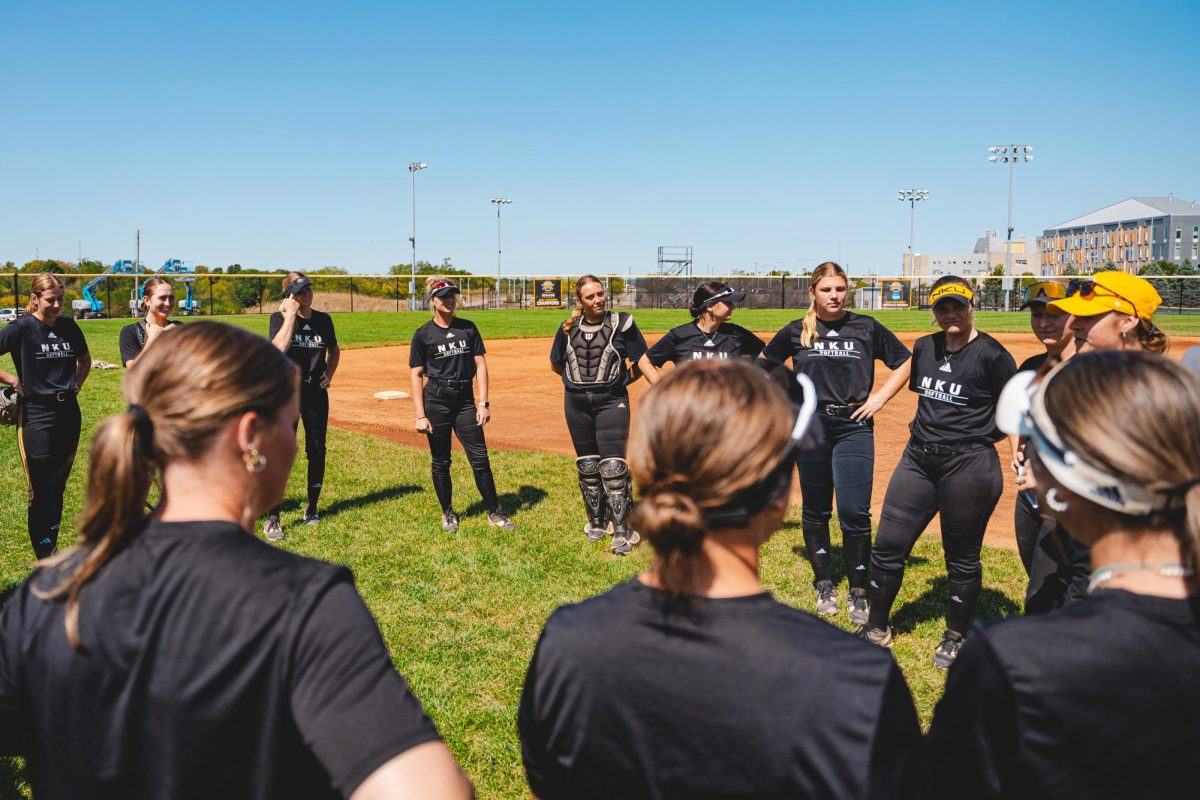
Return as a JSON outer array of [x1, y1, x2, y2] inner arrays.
[[535, 279, 563, 308], [880, 279, 910, 309]]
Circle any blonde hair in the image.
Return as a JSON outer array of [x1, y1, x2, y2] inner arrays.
[[27, 272, 64, 314], [801, 262, 848, 348], [34, 322, 298, 649], [562, 275, 604, 335], [1042, 350, 1200, 559], [628, 360, 794, 600], [139, 277, 173, 312]]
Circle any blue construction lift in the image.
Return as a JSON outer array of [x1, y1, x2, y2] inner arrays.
[[138, 259, 202, 315], [71, 260, 144, 318]]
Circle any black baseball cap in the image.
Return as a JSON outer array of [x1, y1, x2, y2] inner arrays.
[[283, 276, 313, 296]]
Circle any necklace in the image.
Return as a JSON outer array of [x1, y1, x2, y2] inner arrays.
[[696, 321, 720, 348], [1088, 561, 1194, 593]]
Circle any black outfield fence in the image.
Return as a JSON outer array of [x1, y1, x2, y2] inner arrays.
[[3, 273, 1198, 316]]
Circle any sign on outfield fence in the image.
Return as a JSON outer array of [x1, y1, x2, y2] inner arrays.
[[880, 279, 910, 309], [535, 279, 563, 307]]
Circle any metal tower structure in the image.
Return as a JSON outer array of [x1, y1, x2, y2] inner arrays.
[[656, 246, 694, 308]]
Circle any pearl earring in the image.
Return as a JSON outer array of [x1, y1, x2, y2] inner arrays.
[[1045, 487, 1070, 513]]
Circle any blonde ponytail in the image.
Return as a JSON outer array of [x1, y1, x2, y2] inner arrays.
[[801, 262, 849, 348], [27, 272, 64, 315]]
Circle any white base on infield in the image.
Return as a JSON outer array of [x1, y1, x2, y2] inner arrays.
[[372, 390, 410, 400]]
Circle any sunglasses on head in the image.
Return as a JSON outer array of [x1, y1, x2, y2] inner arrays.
[[1022, 281, 1068, 303]]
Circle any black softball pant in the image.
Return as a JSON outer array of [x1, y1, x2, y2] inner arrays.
[[424, 382, 499, 514], [1016, 495, 1091, 613], [17, 396, 81, 559], [269, 383, 328, 518], [563, 389, 630, 459], [796, 414, 874, 590], [868, 441, 1003, 636]]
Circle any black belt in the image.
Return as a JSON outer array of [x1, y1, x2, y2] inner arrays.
[[25, 391, 74, 404], [909, 436, 989, 457], [429, 377, 473, 389], [566, 384, 622, 395], [818, 402, 858, 418]]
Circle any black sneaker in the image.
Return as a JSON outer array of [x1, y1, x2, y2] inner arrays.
[[441, 510, 459, 533], [932, 630, 965, 670], [815, 581, 838, 616], [848, 589, 870, 627], [857, 626, 893, 648], [303, 510, 320, 526]]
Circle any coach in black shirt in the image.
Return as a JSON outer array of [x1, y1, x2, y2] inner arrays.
[[519, 360, 923, 799], [0, 322, 470, 799], [929, 351, 1200, 799]]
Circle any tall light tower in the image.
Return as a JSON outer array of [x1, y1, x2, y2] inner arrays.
[[987, 145, 1034, 278], [408, 161, 428, 311], [897, 189, 930, 274], [491, 198, 512, 309]]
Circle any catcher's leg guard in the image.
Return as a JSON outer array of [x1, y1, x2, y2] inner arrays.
[[576, 456, 606, 541], [600, 457, 639, 556]]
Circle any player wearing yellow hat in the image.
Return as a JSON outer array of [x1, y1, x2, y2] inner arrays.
[[1051, 272, 1167, 354]]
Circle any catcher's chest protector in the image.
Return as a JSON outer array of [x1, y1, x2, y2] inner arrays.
[[564, 313, 623, 387]]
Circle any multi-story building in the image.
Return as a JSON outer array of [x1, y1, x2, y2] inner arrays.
[[901, 230, 1041, 277], [1040, 196, 1200, 275]]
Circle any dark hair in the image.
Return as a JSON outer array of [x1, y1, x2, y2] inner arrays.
[[689, 282, 730, 318], [628, 360, 793, 602], [33, 322, 298, 649]]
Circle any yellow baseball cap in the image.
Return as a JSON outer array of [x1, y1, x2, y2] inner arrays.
[[1050, 272, 1161, 321]]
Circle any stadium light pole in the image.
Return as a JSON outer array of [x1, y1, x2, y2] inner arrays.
[[408, 162, 428, 311], [897, 189, 929, 274], [491, 198, 512, 309], [987, 145, 1034, 278]]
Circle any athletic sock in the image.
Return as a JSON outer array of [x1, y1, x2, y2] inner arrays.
[[946, 576, 983, 636], [802, 525, 834, 584], [842, 532, 872, 591], [867, 569, 904, 631]]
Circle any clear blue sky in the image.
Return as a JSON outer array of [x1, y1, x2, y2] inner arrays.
[[3, 0, 1198, 276]]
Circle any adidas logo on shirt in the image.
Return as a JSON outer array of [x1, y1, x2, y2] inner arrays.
[[303, 324, 311, 331], [826, 330, 839, 337], [939, 361, 953, 373], [48, 332, 57, 339], [446, 332, 456, 339]]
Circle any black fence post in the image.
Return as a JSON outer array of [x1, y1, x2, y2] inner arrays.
[[106, 279, 112, 317], [350, 277, 355, 313], [395, 276, 400, 312], [11, 274, 17, 307], [258, 278, 263, 315], [208, 277, 213, 317]]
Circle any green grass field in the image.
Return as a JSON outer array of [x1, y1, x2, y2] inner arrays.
[[0, 309, 1091, 797]]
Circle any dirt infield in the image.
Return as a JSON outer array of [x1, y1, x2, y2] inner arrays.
[[329, 332, 1200, 551]]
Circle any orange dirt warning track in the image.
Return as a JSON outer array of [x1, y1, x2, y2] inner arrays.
[[328, 331, 1200, 551]]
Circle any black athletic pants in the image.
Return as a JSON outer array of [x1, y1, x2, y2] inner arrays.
[[563, 389, 630, 459], [17, 395, 81, 559], [868, 441, 1003, 636], [1017, 495, 1091, 613], [796, 414, 874, 591], [269, 383, 328, 518], [424, 381, 499, 514]]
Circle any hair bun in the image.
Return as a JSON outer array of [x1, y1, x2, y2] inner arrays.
[[633, 488, 705, 554]]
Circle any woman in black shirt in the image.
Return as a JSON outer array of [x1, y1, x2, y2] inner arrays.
[[519, 360, 923, 799], [861, 275, 1016, 669], [928, 350, 1200, 799], [0, 322, 471, 799], [119, 277, 183, 368], [760, 262, 911, 624], [550, 274, 659, 555], [0, 272, 91, 559], [262, 272, 340, 540], [645, 281, 764, 367], [410, 276, 514, 533]]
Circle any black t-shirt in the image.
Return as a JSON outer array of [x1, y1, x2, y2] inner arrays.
[[549, 313, 649, 391], [1017, 352, 1049, 373], [269, 310, 339, 385], [119, 320, 183, 366], [0, 520, 441, 800], [907, 331, 1016, 445], [518, 578, 924, 800], [646, 321, 765, 366], [927, 590, 1200, 799], [409, 317, 485, 381], [761, 312, 911, 405], [0, 315, 89, 396]]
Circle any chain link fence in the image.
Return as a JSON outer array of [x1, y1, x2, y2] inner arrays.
[[3, 273, 1199, 316]]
